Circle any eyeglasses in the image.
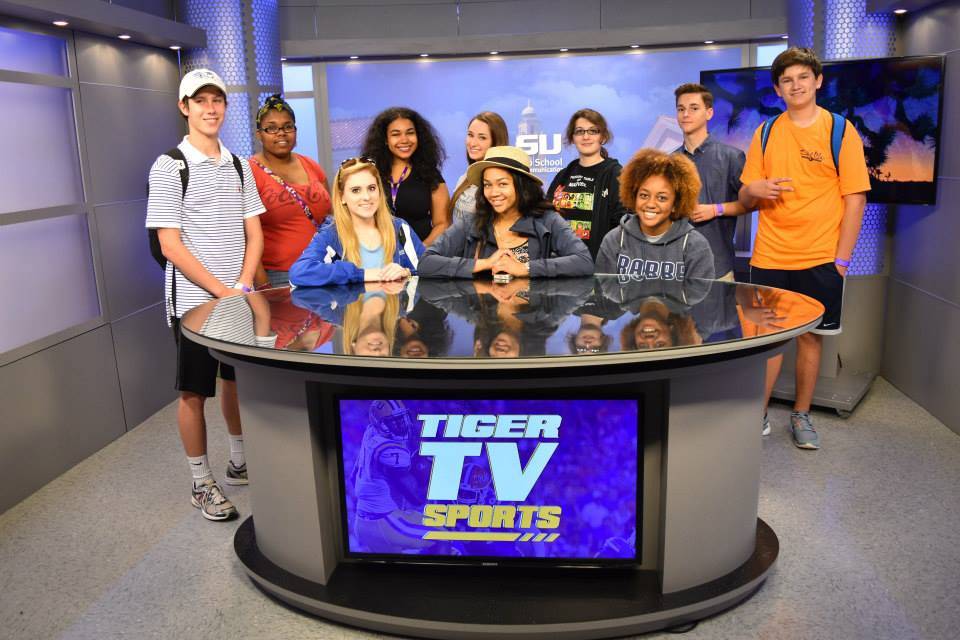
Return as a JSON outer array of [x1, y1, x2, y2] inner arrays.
[[573, 127, 601, 137], [339, 156, 377, 168], [258, 123, 297, 135]]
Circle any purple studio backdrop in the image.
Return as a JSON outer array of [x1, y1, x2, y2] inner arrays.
[[339, 398, 639, 560]]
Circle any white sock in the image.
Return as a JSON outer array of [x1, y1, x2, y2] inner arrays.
[[229, 434, 245, 467], [188, 455, 212, 486]]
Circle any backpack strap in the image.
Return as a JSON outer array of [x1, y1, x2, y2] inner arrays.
[[761, 112, 846, 175], [829, 112, 846, 173], [759, 113, 781, 158], [231, 152, 245, 188], [160, 147, 189, 317], [165, 147, 189, 197]]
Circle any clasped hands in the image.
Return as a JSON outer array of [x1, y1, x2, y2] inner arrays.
[[476, 248, 529, 277]]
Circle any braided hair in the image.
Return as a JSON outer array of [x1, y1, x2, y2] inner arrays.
[[256, 93, 295, 127]]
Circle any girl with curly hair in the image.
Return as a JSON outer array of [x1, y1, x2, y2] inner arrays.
[[361, 107, 450, 245], [596, 148, 714, 282]]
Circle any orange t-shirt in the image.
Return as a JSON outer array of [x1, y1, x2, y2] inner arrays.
[[251, 155, 331, 271], [740, 107, 871, 270]]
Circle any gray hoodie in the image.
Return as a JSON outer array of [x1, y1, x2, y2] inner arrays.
[[595, 214, 714, 283]]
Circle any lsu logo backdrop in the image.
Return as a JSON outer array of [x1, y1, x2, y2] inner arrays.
[[339, 399, 639, 559]]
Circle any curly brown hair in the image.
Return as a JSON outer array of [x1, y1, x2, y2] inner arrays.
[[619, 148, 701, 220]]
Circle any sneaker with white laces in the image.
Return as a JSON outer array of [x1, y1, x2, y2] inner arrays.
[[191, 479, 238, 521], [224, 461, 248, 486], [790, 411, 820, 450], [762, 412, 771, 437]]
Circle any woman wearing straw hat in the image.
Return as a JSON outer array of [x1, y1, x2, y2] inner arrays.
[[419, 146, 593, 279]]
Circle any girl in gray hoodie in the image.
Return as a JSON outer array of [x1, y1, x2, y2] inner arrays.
[[596, 149, 714, 283]]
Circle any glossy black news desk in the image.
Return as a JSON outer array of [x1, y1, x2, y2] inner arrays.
[[182, 276, 822, 639]]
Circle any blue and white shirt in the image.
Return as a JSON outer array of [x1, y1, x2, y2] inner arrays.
[[146, 136, 265, 323]]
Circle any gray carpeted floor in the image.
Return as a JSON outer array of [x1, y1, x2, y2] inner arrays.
[[1, 377, 958, 640]]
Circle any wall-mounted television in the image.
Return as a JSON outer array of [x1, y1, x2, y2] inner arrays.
[[337, 398, 640, 563], [701, 55, 944, 205]]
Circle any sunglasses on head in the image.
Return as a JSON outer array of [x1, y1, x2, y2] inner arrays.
[[339, 156, 376, 168]]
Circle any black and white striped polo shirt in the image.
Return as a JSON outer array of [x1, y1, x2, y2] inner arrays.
[[146, 136, 265, 324]]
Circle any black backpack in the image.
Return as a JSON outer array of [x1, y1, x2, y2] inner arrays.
[[147, 147, 245, 268]]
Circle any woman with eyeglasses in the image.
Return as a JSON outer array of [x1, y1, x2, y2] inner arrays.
[[289, 157, 424, 287], [361, 107, 451, 246], [546, 108, 628, 260], [250, 94, 331, 288]]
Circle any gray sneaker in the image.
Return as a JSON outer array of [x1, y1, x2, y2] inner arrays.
[[191, 479, 238, 521], [790, 412, 820, 450], [224, 461, 248, 486], [762, 412, 771, 436]]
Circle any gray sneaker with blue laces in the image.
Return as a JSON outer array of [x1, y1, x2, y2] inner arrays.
[[790, 411, 820, 450]]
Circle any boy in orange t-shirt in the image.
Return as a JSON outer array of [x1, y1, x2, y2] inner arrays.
[[739, 47, 870, 450]]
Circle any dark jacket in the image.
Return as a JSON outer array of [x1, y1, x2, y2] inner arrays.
[[546, 157, 628, 260], [418, 210, 594, 279], [595, 215, 714, 283], [289, 217, 424, 287]]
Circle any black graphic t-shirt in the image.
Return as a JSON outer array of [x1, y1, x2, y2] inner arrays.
[[551, 162, 601, 242]]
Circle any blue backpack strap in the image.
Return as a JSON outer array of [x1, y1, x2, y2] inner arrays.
[[759, 113, 781, 157], [829, 112, 846, 173]]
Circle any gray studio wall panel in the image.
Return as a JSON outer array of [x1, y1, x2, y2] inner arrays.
[[78, 83, 183, 206], [280, 0, 787, 42], [882, 5, 960, 436], [280, 5, 317, 40], [0, 24, 182, 514], [748, 0, 789, 20], [95, 200, 164, 320], [111, 303, 177, 429], [601, 0, 751, 27], [315, 3, 459, 39], [75, 32, 180, 91], [459, 0, 601, 36], [890, 172, 960, 305], [0, 326, 126, 512], [882, 280, 960, 434], [102, 0, 177, 20]]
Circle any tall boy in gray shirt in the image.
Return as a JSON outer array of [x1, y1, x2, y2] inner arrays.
[[673, 83, 750, 281]]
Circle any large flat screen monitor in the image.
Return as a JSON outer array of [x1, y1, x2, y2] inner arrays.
[[337, 398, 640, 562], [701, 55, 944, 205]]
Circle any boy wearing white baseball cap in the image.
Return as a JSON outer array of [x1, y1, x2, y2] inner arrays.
[[146, 68, 265, 521]]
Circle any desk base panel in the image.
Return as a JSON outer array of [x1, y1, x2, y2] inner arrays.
[[235, 517, 778, 639]]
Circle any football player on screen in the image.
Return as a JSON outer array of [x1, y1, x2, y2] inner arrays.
[[352, 400, 435, 553]]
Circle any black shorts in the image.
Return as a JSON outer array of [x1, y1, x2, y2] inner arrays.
[[750, 262, 845, 335], [171, 317, 235, 397]]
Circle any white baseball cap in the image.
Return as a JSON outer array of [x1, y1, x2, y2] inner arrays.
[[178, 68, 227, 100]]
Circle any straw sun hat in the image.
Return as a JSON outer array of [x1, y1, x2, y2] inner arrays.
[[465, 146, 543, 187]]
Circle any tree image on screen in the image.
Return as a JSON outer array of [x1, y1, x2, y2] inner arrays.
[[702, 56, 943, 204]]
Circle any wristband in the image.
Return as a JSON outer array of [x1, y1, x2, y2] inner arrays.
[[233, 282, 252, 293], [834, 258, 851, 268], [715, 203, 724, 217]]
